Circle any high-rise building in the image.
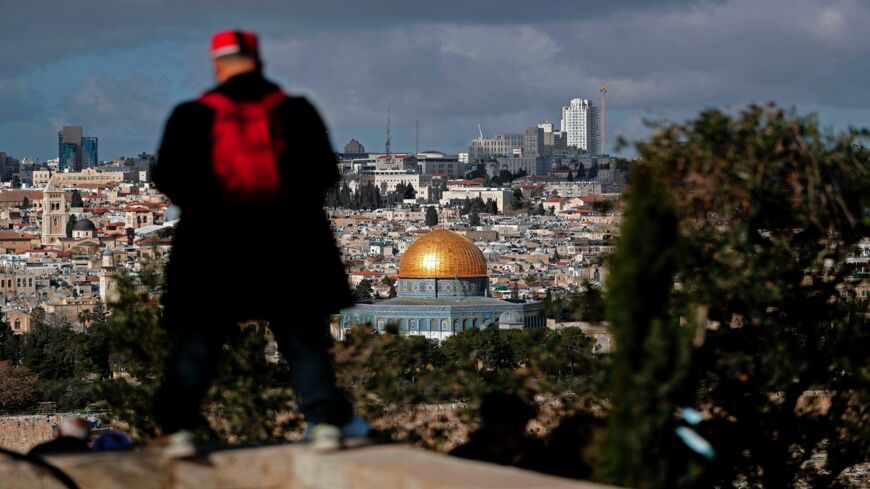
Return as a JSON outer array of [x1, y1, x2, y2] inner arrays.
[[560, 99, 600, 154], [538, 123, 555, 148], [58, 126, 98, 172], [523, 126, 545, 157], [82, 136, 98, 168], [0, 152, 18, 182]]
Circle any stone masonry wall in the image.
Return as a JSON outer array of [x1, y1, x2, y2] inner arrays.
[[0, 413, 99, 452]]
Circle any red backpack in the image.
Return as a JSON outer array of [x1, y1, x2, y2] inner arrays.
[[198, 89, 289, 201]]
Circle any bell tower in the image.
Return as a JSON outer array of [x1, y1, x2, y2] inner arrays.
[[99, 249, 119, 304], [41, 175, 68, 246]]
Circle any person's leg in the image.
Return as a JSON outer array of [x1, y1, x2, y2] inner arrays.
[[153, 292, 228, 435], [269, 314, 353, 427]]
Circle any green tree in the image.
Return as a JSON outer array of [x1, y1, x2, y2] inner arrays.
[[586, 163, 598, 180], [79, 299, 108, 330], [510, 188, 524, 210], [425, 206, 438, 226], [597, 163, 689, 488], [10, 175, 20, 188], [354, 279, 374, 301], [494, 169, 513, 186], [22, 321, 79, 381], [21, 196, 29, 209], [400, 182, 416, 200], [70, 189, 84, 208], [468, 210, 480, 226], [599, 104, 870, 488], [466, 163, 488, 180], [577, 283, 606, 323], [0, 321, 21, 362], [66, 214, 77, 238]]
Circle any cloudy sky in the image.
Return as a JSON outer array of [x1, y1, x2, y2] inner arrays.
[[2, 0, 869, 161]]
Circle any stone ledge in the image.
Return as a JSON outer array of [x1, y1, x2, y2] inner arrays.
[[0, 443, 618, 489]]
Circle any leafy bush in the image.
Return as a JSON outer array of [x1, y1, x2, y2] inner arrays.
[[600, 104, 869, 488]]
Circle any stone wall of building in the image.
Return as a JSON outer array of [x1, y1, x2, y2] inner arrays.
[[0, 413, 99, 452]]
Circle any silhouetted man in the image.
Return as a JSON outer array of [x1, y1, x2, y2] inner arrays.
[[152, 30, 363, 456]]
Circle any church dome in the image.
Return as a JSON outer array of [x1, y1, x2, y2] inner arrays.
[[72, 219, 97, 232], [398, 229, 487, 278]]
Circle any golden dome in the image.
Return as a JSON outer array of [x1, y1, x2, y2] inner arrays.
[[399, 229, 488, 278]]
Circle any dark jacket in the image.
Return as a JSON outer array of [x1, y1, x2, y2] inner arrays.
[[153, 70, 354, 322], [28, 436, 89, 456]]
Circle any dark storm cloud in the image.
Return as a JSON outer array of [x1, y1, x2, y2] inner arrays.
[[0, 1, 691, 76], [1, 0, 868, 158], [557, 0, 870, 109], [58, 74, 172, 155], [263, 0, 870, 141], [0, 78, 44, 124]]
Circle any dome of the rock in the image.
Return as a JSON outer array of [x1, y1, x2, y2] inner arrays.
[[398, 229, 487, 279]]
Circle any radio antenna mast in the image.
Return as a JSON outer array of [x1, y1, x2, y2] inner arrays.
[[600, 83, 608, 154], [386, 105, 392, 155]]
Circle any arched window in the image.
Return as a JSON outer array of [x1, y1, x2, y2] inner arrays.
[[14, 319, 21, 330]]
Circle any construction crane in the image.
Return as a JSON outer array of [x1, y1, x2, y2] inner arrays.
[[600, 83, 608, 154], [478, 124, 484, 139]]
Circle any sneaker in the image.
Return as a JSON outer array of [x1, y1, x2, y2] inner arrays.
[[156, 430, 196, 458], [305, 423, 341, 452], [340, 416, 375, 448]]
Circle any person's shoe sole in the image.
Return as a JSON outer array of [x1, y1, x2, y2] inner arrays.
[[342, 436, 377, 449], [311, 438, 341, 452], [162, 442, 197, 459]]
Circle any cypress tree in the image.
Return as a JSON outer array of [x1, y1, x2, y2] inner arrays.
[[598, 163, 692, 488]]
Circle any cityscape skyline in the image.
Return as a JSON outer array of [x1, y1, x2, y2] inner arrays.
[[2, 0, 869, 161]]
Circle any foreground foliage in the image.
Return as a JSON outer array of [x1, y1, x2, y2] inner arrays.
[[600, 104, 869, 488]]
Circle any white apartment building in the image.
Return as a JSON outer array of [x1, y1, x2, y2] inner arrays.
[[560, 98, 600, 154]]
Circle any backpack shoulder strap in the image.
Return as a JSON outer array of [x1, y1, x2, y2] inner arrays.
[[259, 89, 291, 111], [197, 91, 236, 111]]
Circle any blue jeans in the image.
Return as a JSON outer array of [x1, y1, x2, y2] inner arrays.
[[154, 309, 353, 434]]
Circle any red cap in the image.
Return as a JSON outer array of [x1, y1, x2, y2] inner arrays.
[[210, 30, 260, 59]]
